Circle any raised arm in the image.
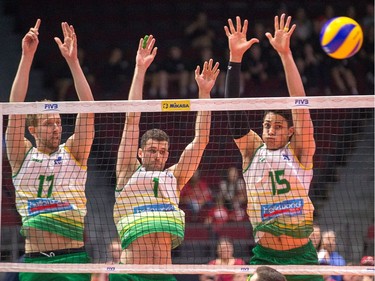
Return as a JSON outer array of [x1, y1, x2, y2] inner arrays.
[[265, 14, 315, 167], [5, 19, 40, 172], [116, 36, 158, 187], [224, 16, 262, 166], [54, 22, 95, 166], [170, 59, 219, 190]]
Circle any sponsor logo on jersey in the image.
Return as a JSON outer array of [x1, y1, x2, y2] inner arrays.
[[54, 156, 62, 165], [261, 199, 303, 221], [134, 203, 176, 214], [31, 158, 43, 163], [282, 154, 290, 161], [259, 157, 266, 162], [28, 198, 74, 216]]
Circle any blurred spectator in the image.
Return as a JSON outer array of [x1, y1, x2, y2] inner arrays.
[[184, 12, 215, 51], [246, 44, 269, 86], [330, 58, 359, 95], [218, 166, 246, 211], [157, 45, 190, 98], [96, 47, 132, 99], [229, 198, 247, 222], [180, 170, 214, 222], [53, 47, 96, 101], [204, 195, 230, 239], [360, 256, 374, 266], [250, 22, 282, 84], [200, 237, 245, 281], [319, 230, 346, 281], [359, 23, 374, 95], [293, 7, 313, 45], [310, 224, 322, 250], [298, 42, 323, 93], [359, 257, 375, 281], [363, 221, 374, 256]]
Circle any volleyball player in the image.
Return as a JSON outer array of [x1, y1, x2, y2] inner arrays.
[[111, 35, 219, 281], [6, 19, 94, 281], [224, 14, 323, 281]]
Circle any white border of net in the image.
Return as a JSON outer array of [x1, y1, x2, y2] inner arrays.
[[0, 264, 374, 275], [0, 96, 374, 275], [0, 95, 374, 114]]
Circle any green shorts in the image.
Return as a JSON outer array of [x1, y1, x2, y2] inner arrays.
[[109, 273, 177, 281], [249, 241, 324, 281], [19, 251, 91, 281]]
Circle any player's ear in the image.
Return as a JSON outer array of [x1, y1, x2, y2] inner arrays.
[[138, 148, 143, 158], [288, 126, 294, 138], [28, 126, 35, 136]]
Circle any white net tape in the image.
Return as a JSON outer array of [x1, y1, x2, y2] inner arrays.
[[0, 263, 374, 276], [0, 96, 373, 115]]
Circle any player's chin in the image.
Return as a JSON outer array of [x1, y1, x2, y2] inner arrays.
[[147, 164, 164, 171], [49, 140, 60, 149], [265, 140, 279, 150]]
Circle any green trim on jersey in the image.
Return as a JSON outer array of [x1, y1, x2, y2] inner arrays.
[[254, 219, 314, 239], [12, 146, 33, 178], [21, 211, 84, 241], [243, 144, 264, 173]]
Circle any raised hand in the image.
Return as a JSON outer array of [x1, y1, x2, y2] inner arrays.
[[265, 14, 296, 55], [136, 35, 158, 71], [224, 16, 259, 62], [195, 59, 220, 98], [54, 22, 78, 62], [22, 19, 41, 56]]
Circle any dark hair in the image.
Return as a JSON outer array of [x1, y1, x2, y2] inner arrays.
[[140, 129, 170, 148], [217, 236, 233, 246], [263, 110, 293, 128], [255, 266, 286, 281]]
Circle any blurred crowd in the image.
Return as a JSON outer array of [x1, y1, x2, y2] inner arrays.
[[4, 1, 374, 102]]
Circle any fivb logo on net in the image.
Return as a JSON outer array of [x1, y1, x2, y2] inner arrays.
[[43, 103, 59, 111], [294, 98, 310, 107]]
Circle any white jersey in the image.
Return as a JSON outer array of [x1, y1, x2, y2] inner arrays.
[[12, 144, 87, 240], [114, 166, 185, 249], [114, 166, 180, 223], [243, 143, 314, 242]]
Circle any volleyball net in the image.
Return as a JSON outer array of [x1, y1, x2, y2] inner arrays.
[[0, 96, 374, 277]]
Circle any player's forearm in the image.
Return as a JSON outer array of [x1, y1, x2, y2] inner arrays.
[[10, 55, 34, 102], [68, 60, 94, 101], [224, 62, 250, 139], [279, 51, 306, 98], [128, 66, 147, 101], [195, 111, 211, 146]]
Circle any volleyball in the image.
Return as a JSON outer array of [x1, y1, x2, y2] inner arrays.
[[320, 16, 363, 59]]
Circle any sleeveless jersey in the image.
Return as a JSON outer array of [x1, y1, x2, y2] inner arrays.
[[12, 145, 87, 241], [243, 143, 314, 242], [114, 166, 184, 249]]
